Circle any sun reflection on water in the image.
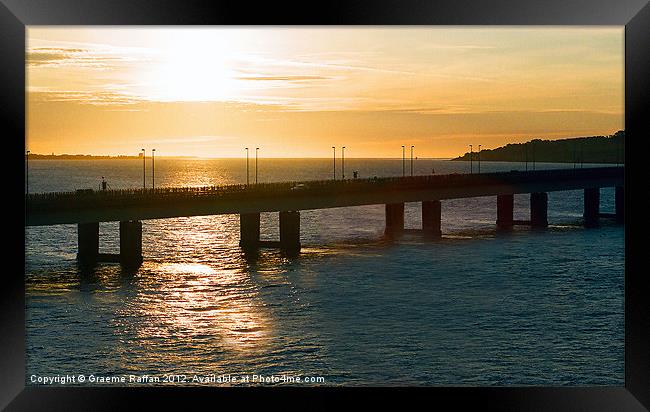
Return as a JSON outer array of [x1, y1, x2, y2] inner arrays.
[[113, 260, 272, 368]]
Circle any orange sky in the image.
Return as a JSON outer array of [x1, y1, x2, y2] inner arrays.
[[26, 27, 624, 158]]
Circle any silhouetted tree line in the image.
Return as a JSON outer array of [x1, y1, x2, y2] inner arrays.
[[453, 130, 625, 164]]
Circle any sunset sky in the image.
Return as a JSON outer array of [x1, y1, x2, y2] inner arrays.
[[27, 27, 623, 158]]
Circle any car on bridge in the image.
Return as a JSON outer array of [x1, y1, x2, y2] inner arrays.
[[291, 183, 307, 191]]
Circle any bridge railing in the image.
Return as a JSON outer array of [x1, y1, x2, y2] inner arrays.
[[26, 167, 623, 211]]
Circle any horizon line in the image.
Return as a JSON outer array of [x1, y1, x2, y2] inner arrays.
[[25, 154, 455, 160]]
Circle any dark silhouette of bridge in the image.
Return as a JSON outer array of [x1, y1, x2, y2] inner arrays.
[[25, 167, 624, 266]]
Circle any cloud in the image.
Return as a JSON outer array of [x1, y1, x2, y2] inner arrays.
[[422, 44, 498, 50], [236, 75, 332, 82], [238, 54, 417, 76], [29, 90, 144, 106], [141, 135, 239, 144], [28, 48, 83, 66], [27, 46, 150, 68]]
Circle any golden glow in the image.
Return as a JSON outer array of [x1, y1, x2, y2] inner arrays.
[[27, 27, 624, 158], [137, 32, 240, 102], [164, 262, 218, 276], [121, 261, 271, 354]]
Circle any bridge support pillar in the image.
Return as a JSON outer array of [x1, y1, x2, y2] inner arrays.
[[77, 222, 99, 264], [584, 188, 600, 228], [279, 211, 301, 256], [530, 192, 548, 228], [615, 186, 624, 224], [496, 194, 514, 229], [120, 220, 143, 267], [385, 203, 405, 236], [239, 213, 261, 250], [422, 200, 442, 238]]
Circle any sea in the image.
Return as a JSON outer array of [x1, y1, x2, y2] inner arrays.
[[25, 158, 624, 386]]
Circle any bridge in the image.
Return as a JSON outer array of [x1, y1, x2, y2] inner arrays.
[[25, 167, 624, 266]]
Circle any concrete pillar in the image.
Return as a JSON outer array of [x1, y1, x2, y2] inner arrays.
[[530, 192, 548, 228], [422, 200, 442, 238], [615, 186, 624, 224], [385, 203, 405, 236], [496, 194, 514, 229], [239, 213, 260, 250], [77, 222, 99, 264], [279, 211, 301, 255], [583, 187, 600, 228], [120, 220, 143, 267]]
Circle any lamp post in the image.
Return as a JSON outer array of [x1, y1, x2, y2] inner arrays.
[[152, 148, 156, 189], [532, 141, 535, 170], [469, 145, 473, 174], [332, 146, 336, 180], [255, 147, 259, 184], [402, 145, 405, 177], [524, 143, 528, 171], [25, 150, 30, 195], [342, 146, 345, 180], [410, 145, 414, 176], [245, 147, 249, 185], [478, 145, 481, 174], [141, 148, 146, 189]]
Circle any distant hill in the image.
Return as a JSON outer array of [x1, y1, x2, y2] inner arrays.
[[452, 130, 625, 164]]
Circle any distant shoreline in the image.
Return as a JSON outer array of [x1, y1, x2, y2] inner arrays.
[[26, 155, 454, 161], [26, 154, 198, 160]]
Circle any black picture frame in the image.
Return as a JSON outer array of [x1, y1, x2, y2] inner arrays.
[[2, 0, 648, 410]]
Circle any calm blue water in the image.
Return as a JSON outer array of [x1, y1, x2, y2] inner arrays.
[[25, 159, 624, 386]]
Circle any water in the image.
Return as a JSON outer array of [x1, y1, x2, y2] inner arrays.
[[25, 159, 624, 386]]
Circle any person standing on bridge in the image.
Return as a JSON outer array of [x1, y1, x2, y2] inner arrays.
[[101, 176, 107, 191]]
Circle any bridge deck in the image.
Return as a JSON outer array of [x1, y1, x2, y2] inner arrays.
[[25, 167, 624, 226]]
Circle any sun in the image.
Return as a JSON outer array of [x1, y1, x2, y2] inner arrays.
[[138, 31, 241, 102]]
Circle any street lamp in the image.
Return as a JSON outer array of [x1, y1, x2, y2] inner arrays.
[[402, 145, 405, 177], [25, 150, 30, 195], [255, 147, 259, 184], [342, 146, 346, 180], [532, 141, 535, 170], [478, 145, 481, 174], [332, 146, 336, 180], [410, 145, 414, 176], [524, 143, 528, 171], [141, 148, 146, 189], [152, 149, 156, 189], [245, 147, 249, 185], [573, 141, 577, 169], [469, 145, 473, 174]]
